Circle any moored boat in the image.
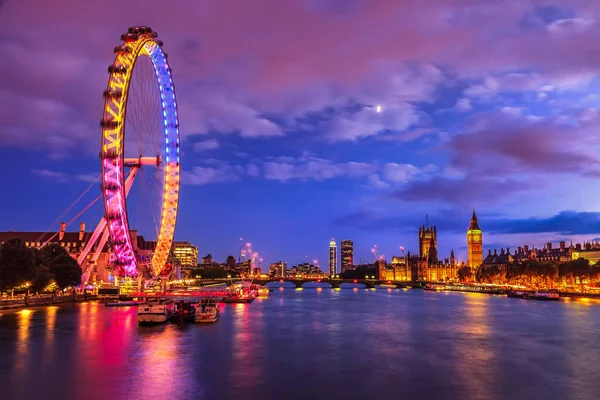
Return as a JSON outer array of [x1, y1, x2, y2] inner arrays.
[[105, 300, 142, 307], [257, 286, 270, 297], [137, 298, 176, 324], [173, 301, 197, 323], [220, 283, 256, 303], [524, 290, 560, 301], [423, 283, 445, 291], [193, 298, 220, 323], [507, 290, 526, 299]]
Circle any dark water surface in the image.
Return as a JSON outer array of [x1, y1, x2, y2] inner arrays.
[[1, 286, 600, 400]]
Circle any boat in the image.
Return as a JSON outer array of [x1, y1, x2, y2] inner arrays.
[[220, 285, 256, 303], [507, 290, 526, 299], [423, 283, 445, 291], [173, 301, 197, 323], [105, 300, 142, 307], [137, 298, 176, 324], [524, 290, 560, 301], [257, 286, 270, 297], [193, 298, 220, 323]]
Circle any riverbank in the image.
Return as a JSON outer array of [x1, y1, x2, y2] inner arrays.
[[436, 285, 600, 300], [0, 293, 97, 311]]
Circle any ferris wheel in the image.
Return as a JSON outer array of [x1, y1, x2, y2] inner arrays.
[[99, 26, 180, 278]]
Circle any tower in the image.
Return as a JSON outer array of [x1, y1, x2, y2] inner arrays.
[[329, 238, 337, 277], [419, 225, 438, 264], [341, 239, 353, 273], [467, 209, 483, 268]]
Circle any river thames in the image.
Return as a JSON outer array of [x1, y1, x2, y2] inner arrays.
[[1, 286, 600, 400]]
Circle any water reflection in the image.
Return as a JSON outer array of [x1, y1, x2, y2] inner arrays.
[[13, 309, 33, 379], [1, 291, 600, 399], [231, 303, 264, 389], [452, 294, 495, 400]]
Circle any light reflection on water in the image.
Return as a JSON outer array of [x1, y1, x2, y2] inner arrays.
[[1, 289, 600, 399]]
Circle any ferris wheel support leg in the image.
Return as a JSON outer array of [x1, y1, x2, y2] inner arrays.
[[78, 218, 108, 284], [82, 228, 111, 285], [79, 168, 139, 285]]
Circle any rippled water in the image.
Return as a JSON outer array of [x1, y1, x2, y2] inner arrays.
[[1, 285, 600, 400]]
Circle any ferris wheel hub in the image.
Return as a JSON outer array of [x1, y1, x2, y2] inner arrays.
[[123, 156, 162, 168]]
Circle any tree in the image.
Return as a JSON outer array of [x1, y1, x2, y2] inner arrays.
[[192, 267, 229, 279], [457, 266, 472, 282], [0, 238, 36, 291], [41, 243, 70, 265], [49, 254, 82, 289], [30, 248, 53, 292]]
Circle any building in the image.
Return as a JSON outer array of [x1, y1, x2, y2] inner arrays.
[[341, 239, 353, 273], [390, 255, 411, 281], [201, 254, 213, 264], [269, 261, 287, 278], [329, 238, 337, 277], [226, 255, 236, 270], [376, 257, 412, 281], [484, 241, 585, 265], [172, 241, 198, 269], [482, 248, 513, 267], [0, 222, 166, 284], [418, 224, 438, 280], [467, 209, 483, 268], [403, 220, 460, 282], [288, 263, 325, 278]]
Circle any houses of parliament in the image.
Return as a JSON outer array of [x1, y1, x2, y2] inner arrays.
[[378, 210, 483, 282]]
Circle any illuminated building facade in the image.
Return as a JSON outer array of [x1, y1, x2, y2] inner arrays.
[[269, 261, 287, 277], [288, 263, 325, 278], [172, 242, 198, 267], [341, 239, 353, 273], [467, 209, 483, 268], [329, 238, 337, 277], [418, 224, 438, 280]]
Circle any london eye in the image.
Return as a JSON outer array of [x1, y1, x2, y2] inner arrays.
[[100, 26, 180, 278]]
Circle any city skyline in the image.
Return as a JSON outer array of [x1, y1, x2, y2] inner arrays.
[[3, 1, 600, 266]]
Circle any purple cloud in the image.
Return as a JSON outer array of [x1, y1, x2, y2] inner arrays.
[[335, 209, 600, 236]]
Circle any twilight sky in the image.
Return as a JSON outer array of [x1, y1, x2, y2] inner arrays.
[[2, 0, 600, 268]]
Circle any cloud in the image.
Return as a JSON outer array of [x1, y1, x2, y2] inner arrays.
[[263, 157, 376, 182], [335, 209, 600, 237], [32, 169, 70, 183], [193, 139, 220, 152], [4, 0, 600, 158], [181, 154, 429, 186], [181, 165, 242, 185], [449, 115, 600, 176], [246, 163, 260, 177], [454, 98, 472, 112], [383, 163, 428, 183], [31, 169, 99, 184], [548, 18, 595, 35], [367, 174, 389, 189], [325, 103, 421, 141], [391, 175, 535, 204]]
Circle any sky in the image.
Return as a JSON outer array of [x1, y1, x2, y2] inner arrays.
[[2, 0, 600, 268]]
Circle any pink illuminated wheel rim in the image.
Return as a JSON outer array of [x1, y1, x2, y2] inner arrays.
[[100, 26, 180, 278]]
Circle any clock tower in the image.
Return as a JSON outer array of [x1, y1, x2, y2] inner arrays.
[[467, 209, 483, 268]]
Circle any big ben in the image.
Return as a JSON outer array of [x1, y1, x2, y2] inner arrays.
[[467, 209, 483, 268]]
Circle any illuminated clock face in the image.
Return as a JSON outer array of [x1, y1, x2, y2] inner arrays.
[[474, 235, 480, 241]]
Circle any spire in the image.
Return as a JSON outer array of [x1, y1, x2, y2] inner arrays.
[[469, 208, 480, 231], [450, 249, 455, 258]]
